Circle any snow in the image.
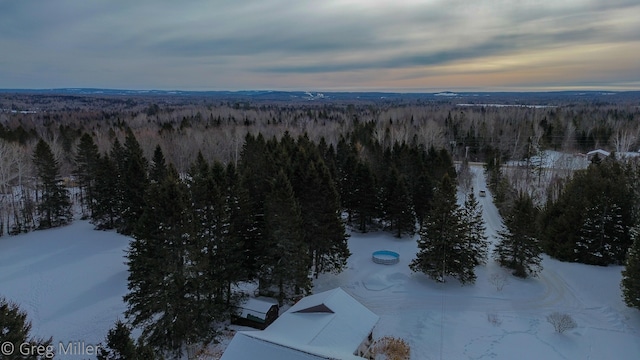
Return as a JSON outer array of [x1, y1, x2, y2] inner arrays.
[[0, 221, 131, 359], [506, 150, 589, 170], [312, 166, 640, 359], [1, 165, 639, 360], [221, 333, 328, 360], [457, 103, 555, 109]]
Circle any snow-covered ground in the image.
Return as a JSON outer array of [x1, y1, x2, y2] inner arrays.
[[1, 166, 639, 359], [314, 167, 640, 359], [0, 222, 130, 358]]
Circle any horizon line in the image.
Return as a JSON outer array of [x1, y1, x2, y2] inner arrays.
[[1, 87, 640, 94]]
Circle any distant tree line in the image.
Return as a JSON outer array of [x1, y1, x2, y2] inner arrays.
[[2, 95, 639, 174]]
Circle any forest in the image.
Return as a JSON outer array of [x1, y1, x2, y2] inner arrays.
[[1, 92, 640, 357]]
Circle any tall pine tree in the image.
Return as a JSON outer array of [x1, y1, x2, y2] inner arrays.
[[493, 193, 542, 278], [296, 158, 350, 278], [118, 129, 149, 235], [410, 175, 476, 284], [381, 167, 416, 238], [74, 133, 100, 218], [352, 161, 377, 232], [541, 158, 634, 264], [461, 191, 489, 266], [91, 154, 119, 229], [237, 133, 273, 278], [149, 144, 168, 184], [259, 170, 309, 303], [97, 320, 157, 360], [125, 166, 211, 357], [577, 200, 626, 265], [32, 139, 72, 229]]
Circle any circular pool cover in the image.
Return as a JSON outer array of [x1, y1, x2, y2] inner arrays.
[[372, 250, 400, 265]]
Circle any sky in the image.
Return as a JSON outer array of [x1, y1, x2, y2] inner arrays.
[[1, 0, 639, 92]]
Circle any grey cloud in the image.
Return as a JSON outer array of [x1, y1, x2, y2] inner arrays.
[[259, 26, 611, 74], [145, 28, 392, 57], [0, 0, 638, 90]]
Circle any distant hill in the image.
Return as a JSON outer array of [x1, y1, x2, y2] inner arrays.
[[1, 88, 639, 104]]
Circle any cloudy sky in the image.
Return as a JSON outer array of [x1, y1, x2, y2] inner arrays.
[[1, 0, 638, 91]]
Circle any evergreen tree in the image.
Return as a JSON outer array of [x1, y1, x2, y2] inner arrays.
[[412, 170, 433, 230], [149, 144, 168, 184], [97, 320, 157, 360], [410, 175, 476, 284], [461, 191, 489, 266], [621, 227, 640, 309], [125, 167, 209, 356], [484, 147, 503, 192], [576, 200, 626, 265], [1, 297, 53, 360], [32, 139, 72, 229], [219, 161, 251, 302], [185, 153, 224, 330], [352, 161, 377, 232], [259, 170, 309, 303], [296, 158, 350, 278], [237, 133, 273, 277], [118, 129, 149, 235], [186, 154, 242, 317], [74, 133, 100, 218], [92, 154, 119, 229], [109, 138, 127, 230], [226, 162, 255, 288], [335, 137, 358, 222], [381, 167, 416, 238], [285, 136, 349, 279], [493, 193, 542, 278], [541, 158, 634, 264], [317, 136, 338, 181]]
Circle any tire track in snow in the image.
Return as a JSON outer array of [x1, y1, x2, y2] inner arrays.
[[512, 266, 585, 312], [464, 316, 570, 360]]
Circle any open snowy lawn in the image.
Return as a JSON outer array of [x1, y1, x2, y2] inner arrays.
[[315, 232, 640, 359], [0, 221, 130, 358]]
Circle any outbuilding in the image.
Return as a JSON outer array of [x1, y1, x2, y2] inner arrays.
[[231, 296, 279, 330]]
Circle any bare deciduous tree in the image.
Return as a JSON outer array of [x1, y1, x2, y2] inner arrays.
[[457, 160, 474, 194], [489, 272, 509, 291], [613, 128, 638, 153], [546, 312, 577, 334], [487, 312, 502, 327]]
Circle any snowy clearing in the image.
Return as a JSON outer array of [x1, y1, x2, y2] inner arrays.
[[0, 221, 130, 358], [0, 167, 639, 359]]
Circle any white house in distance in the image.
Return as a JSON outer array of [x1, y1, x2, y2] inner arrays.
[[220, 287, 379, 360], [586, 148, 640, 162]]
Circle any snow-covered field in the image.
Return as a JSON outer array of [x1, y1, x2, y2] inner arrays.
[[1, 166, 639, 359], [0, 222, 130, 358]]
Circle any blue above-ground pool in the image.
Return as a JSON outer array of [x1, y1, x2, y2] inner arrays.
[[372, 250, 400, 265]]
